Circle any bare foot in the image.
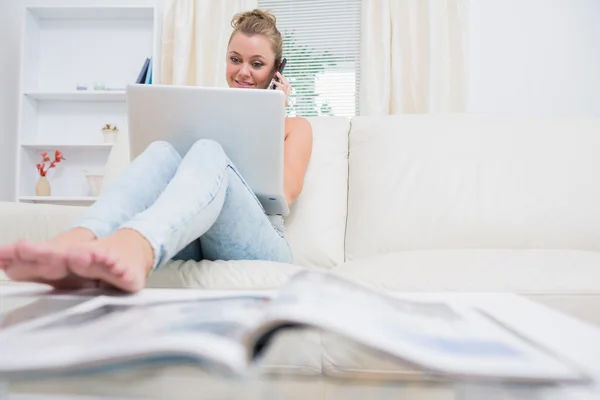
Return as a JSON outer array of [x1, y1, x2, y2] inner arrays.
[[66, 229, 154, 293], [0, 228, 99, 289]]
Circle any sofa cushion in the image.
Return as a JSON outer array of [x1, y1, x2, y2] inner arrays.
[[333, 249, 600, 294], [281, 117, 350, 268], [345, 115, 600, 260], [146, 259, 322, 290], [102, 116, 350, 269]]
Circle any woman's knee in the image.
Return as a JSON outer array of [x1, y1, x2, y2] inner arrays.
[[145, 141, 181, 161], [188, 139, 226, 160]]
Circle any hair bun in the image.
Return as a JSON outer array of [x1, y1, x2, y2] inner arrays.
[[231, 9, 276, 29]]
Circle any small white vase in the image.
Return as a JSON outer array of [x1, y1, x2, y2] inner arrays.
[[85, 173, 104, 196], [102, 129, 118, 143]]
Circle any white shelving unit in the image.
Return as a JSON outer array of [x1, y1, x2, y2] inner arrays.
[[21, 143, 115, 150], [15, 5, 160, 204], [24, 91, 127, 102], [19, 196, 100, 205]]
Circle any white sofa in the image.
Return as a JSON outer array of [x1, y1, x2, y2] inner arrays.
[[2, 114, 600, 333]]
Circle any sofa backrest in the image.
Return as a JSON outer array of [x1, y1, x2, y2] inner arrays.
[[345, 114, 600, 261], [283, 117, 350, 268]]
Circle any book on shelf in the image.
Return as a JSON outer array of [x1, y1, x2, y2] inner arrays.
[[135, 57, 151, 84], [0, 270, 591, 383], [144, 57, 153, 84]]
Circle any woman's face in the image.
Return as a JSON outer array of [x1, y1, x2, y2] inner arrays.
[[226, 33, 276, 90]]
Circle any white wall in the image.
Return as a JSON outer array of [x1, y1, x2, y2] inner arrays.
[[0, 1, 20, 202], [0, 0, 161, 202], [469, 0, 600, 117]]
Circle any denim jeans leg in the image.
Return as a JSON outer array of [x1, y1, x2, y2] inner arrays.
[[200, 165, 293, 264], [70, 141, 182, 238], [118, 139, 292, 270]]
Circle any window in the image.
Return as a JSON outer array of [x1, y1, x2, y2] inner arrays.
[[258, 0, 361, 117]]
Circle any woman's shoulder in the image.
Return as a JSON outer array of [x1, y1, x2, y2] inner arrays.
[[285, 116, 312, 138]]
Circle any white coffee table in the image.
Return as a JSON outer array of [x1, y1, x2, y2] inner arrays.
[[1, 282, 600, 400]]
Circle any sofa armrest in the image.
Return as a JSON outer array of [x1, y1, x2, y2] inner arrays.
[[0, 202, 86, 245], [0, 202, 87, 283]]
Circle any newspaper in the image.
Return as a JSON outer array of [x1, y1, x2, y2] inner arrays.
[[0, 271, 590, 383]]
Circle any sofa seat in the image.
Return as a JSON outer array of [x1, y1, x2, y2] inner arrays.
[[334, 249, 600, 293], [333, 249, 600, 326], [145, 259, 320, 290]]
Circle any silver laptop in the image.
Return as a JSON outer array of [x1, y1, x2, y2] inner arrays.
[[126, 84, 289, 216]]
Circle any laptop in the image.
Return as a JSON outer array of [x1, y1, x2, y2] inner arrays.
[[126, 84, 289, 216]]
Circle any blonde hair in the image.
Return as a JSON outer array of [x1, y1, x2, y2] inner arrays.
[[229, 9, 283, 70]]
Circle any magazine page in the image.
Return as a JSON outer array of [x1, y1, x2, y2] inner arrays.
[[0, 296, 92, 331], [0, 293, 273, 377], [250, 271, 590, 383]]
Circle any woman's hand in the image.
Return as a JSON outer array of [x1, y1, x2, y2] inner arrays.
[[273, 72, 291, 107]]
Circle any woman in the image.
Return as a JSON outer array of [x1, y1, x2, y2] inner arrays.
[[0, 9, 313, 293]]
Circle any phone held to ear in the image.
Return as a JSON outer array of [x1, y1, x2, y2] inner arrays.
[[271, 58, 287, 90]]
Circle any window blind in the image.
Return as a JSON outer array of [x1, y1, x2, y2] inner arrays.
[[257, 0, 361, 117]]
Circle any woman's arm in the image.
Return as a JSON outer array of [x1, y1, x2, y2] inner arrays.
[[284, 117, 313, 205]]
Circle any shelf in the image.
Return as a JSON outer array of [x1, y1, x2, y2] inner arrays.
[[24, 91, 126, 102], [26, 6, 155, 20], [21, 143, 115, 150], [19, 196, 98, 203]]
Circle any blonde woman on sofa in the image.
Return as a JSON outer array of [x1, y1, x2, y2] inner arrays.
[[0, 9, 313, 293]]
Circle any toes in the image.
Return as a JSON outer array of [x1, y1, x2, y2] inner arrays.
[[16, 240, 71, 281], [91, 250, 115, 266], [67, 250, 94, 276], [0, 242, 19, 263], [92, 250, 124, 274], [67, 249, 117, 280], [106, 267, 141, 293], [2, 241, 39, 281], [0, 242, 100, 290], [88, 251, 137, 291], [66, 246, 144, 293], [4, 263, 39, 281], [15, 240, 50, 263], [91, 252, 141, 293], [42, 251, 70, 280]]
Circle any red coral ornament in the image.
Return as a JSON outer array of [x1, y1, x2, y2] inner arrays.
[[37, 150, 66, 177]]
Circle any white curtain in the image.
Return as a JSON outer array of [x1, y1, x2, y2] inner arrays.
[[360, 0, 469, 115], [160, 0, 257, 87]]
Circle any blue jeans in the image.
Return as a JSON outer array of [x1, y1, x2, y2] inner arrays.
[[70, 140, 293, 270]]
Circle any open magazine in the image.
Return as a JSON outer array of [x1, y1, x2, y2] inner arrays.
[[0, 270, 590, 383]]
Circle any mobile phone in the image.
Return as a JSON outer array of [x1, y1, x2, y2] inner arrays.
[[271, 58, 287, 90]]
